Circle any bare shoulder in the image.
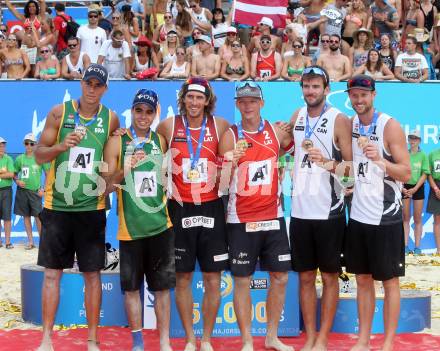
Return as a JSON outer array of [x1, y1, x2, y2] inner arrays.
[[109, 109, 120, 133], [157, 117, 174, 143], [214, 116, 230, 135], [47, 103, 64, 123]]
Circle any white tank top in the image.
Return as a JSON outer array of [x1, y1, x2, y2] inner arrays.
[[160, 47, 176, 65], [291, 106, 345, 220], [135, 55, 152, 71], [66, 52, 85, 74], [212, 22, 228, 49], [170, 61, 187, 75], [192, 8, 209, 26], [350, 113, 403, 225]]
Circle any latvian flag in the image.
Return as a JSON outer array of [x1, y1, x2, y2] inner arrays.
[[233, 0, 288, 29]]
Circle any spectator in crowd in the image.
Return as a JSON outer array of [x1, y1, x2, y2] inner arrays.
[[160, 45, 190, 78], [354, 48, 395, 79], [35, 45, 60, 79], [379, 33, 397, 71], [152, 0, 169, 32], [282, 23, 301, 59], [311, 33, 331, 64], [319, 0, 348, 39], [53, 3, 73, 60], [250, 34, 282, 81], [317, 34, 351, 81], [428, 141, 440, 255], [211, 8, 232, 54], [0, 137, 14, 249], [5, 0, 46, 31], [98, 7, 113, 37], [157, 29, 180, 66], [191, 34, 220, 79], [414, 28, 437, 80], [111, 11, 131, 44], [0, 34, 31, 79], [220, 39, 250, 81], [218, 26, 247, 63], [402, 0, 425, 49], [98, 29, 132, 79], [176, 0, 195, 47], [186, 27, 204, 62], [248, 17, 282, 54], [30, 18, 57, 50], [367, 0, 400, 48], [394, 36, 429, 82], [121, 4, 140, 48], [131, 35, 160, 78], [349, 28, 374, 71], [152, 11, 176, 47], [433, 13, 440, 50], [61, 37, 91, 79], [281, 38, 311, 81], [302, 0, 326, 48], [188, 0, 213, 32], [13, 133, 48, 250], [421, 0, 438, 33], [403, 130, 429, 255], [76, 5, 107, 63], [341, 0, 368, 54], [166, 0, 179, 20], [15, 23, 38, 76]]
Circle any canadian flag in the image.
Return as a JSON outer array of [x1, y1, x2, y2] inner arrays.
[[233, 0, 288, 29]]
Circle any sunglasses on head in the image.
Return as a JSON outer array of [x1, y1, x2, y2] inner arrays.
[[236, 81, 262, 91], [24, 141, 35, 146], [302, 67, 328, 83], [261, 39, 271, 44], [40, 49, 49, 53], [347, 77, 374, 89]]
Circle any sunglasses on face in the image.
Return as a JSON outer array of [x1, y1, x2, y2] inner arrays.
[[40, 49, 49, 53], [164, 15, 172, 19], [261, 39, 271, 44], [68, 43, 78, 48], [112, 37, 124, 42], [293, 44, 303, 48], [321, 39, 330, 43], [227, 32, 237, 36], [112, 16, 120, 20], [176, 51, 185, 55], [24, 142, 35, 146], [231, 43, 241, 48], [190, 4, 197, 8], [7, 38, 17, 41], [329, 40, 339, 44], [168, 34, 177, 38], [193, 32, 201, 36], [88, 14, 98, 18]]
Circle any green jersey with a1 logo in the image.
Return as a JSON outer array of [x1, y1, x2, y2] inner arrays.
[[117, 131, 172, 241], [44, 100, 111, 211], [15, 154, 50, 191], [429, 149, 440, 181], [0, 154, 14, 189]]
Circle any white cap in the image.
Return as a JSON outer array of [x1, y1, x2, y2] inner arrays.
[[0, 137, 6, 143], [408, 130, 421, 138], [226, 26, 237, 34], [23, 133, 36, 142], [258, 16, 274, 29]]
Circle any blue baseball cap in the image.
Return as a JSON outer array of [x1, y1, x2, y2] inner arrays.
[[132, 89, 158, 111], [82, 63, 109, 86]]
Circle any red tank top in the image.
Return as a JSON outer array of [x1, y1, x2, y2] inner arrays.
[[227, 120, 282, 223], [24, 17, 41, 31], [170, 115, 220, 203], [256, 51, 276, 79]]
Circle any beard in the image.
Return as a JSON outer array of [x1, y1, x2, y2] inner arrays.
[[305, 94, 326, 108], [330, 45, 339, 52]]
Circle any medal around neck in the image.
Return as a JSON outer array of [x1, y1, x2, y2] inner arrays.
[[236, 138, 248, 151], [187, 168, 200, 181], [357, 135, 369, 149], [302, 138, 314, 151], [304, 104, 327, 152], [74, 125, 87, 139], [74, 99, 99, 140]]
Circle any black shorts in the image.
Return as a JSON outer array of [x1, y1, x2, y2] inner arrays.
[[342, 36, 354, 46], [14, 187, 42, 217], [290, 216, 345, 273], [0, 187, 12, 221], [119, 228, 176, 292], [168, 198, 229, 273], [403, 183, 425, 200], [344, 219, 405, 281], [37, 209, 106, 272], [228, 217, 291, 277]]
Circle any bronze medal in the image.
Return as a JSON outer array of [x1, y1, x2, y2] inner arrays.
[[301, 138, 314, 151], [236, 138, 248, 151], [357, 136, 369, 149], [187, 168, 200, 181]]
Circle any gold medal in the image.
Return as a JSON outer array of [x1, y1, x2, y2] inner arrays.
[[187, 168, 200, 181], [301, 138, 314, 151], [236, 138, 248, 151], [74, 125, 87, 139], [357, 136, 369, 149]]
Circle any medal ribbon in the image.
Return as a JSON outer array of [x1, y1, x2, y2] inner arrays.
[[74, 99, 99, 127], [184, 115, 207, 171], [130, 125, 152, 150], [358, 110, 378, 137], [305, 103, 327, 139], [237, 118, 265, 140]]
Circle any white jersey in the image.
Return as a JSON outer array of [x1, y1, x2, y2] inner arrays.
[[350, 113, 402, 225], [212, 22, 228, 49], [170, 61, 187, 76], [291, 106, 345, 220], [66, 52, 86, 74]]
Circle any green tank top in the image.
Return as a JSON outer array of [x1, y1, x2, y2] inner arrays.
[[45, 100, 110, 211], [117, 131, 172, 241]]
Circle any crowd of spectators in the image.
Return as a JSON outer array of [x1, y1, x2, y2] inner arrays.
[[1, 0, 440, 82]]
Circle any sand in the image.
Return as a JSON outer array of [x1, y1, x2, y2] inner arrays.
[[0, 243, 439, 334]]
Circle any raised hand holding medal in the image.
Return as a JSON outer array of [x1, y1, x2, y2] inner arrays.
[[357, 110, 378, 152], [74, 99, 99, 140], [303, 103, 327, 153], [129, 125, 151, 167], [184, 115, 207, 181]]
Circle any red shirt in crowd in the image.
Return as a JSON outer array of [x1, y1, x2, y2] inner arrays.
[[53, 13, 71, 52]]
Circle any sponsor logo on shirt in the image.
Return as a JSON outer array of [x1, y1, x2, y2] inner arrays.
[[181, 216, 215, 228], [245, 220, 280, 232]]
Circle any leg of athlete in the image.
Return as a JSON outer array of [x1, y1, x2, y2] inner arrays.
[[381, 278, 400, 351], [234, 275, 253, 351], [83, 271, 102, 350], [200, 272, 221, 351], [175, 272, 197, 351], [299, 270, 318, 351], [155, 290, 173, 351]]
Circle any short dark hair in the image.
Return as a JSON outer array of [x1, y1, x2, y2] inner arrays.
[[406, 36, 417, 45], [67, 36, 79, 43], [54, 3, 65, 12], [300, 65, 330, 88], [330, 33, 341, 41]]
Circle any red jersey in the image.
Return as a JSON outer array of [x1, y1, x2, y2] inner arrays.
[[169, 115, 220, 204], [227, 120, 283, 223], [256, 51, 276, 79], [53, 14, 70, 52]]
